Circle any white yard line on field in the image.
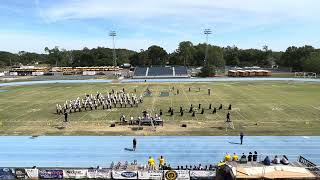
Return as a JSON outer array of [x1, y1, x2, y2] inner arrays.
[[179, 84, 199, 122]]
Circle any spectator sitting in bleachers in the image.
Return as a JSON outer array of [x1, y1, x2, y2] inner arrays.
[[198, 164, 204, 170], [162, 163, 170, 170], [272, 155, 281, 164], [232, 153, 239, 161], [239, 153, 247, 164], [253, 151, 258, 161], [281, 155, 289, 165], [248, 152, 253, 161], [263, 156, 271, 166], [217, 161, 226, 167], [224, 153, 232, 162]]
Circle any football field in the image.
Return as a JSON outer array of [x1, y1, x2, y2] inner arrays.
[[0, 81, 319, 135]]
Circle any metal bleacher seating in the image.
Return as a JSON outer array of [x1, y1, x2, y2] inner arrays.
[[133, 67, 147, 76], [148, 66, 173, 76], [132, 66, 188, 78], [174, 66, 188, 76]]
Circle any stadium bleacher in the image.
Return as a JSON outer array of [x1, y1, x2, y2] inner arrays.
[[174, 66, 188, 76], [133, 66, 188, 79], [133, 67, 148, 76], [148, 66, 173, 76]]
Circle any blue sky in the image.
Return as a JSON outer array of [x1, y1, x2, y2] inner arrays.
[[0, 0, 319, 53]]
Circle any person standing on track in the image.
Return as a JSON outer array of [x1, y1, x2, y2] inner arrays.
[[148, 156, 155, 170], [158, 156, 165, 170], [133, 138, 137, 151], [240, 132, 244, 145]]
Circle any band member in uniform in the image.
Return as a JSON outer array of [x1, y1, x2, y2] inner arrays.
[[64, 111, 68, 122], [213, 107, 217, 114]]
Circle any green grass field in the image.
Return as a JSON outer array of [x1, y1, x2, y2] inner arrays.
[[0, 81, 319, 136]]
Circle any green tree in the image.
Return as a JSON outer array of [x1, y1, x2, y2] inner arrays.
[[168, 52, 180, 65], [176, 41, 195, 66], [147, 45, 168, 65], [44, 46, 64, 67], [199, 66, 215, 77], [194, 43, 224, 68], [224, 46, 240, 66], [0, 51, 19, 67], [280, 45, 314, 71], [303, 52, 320, 73]]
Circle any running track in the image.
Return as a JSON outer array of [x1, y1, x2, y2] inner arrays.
[[1, 77, 320, 87], [0, 136, 319, 167]]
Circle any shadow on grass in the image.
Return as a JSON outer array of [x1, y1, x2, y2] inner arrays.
[[52, 125, 66, 130], [210, 126, 224, 130], [131, 127, 143, 131]]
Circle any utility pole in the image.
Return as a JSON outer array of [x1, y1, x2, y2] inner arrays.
[[109, 31, 117, 71], [204, 29, 212, 67]]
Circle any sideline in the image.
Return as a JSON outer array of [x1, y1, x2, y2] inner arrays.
[[121, 77, 320, 83], [0, 80, 112, 87]]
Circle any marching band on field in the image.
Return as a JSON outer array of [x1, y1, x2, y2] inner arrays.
[[56, 89, 143, 115]]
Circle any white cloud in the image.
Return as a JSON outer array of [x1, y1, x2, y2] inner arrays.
[[2, 0, 320, 53], [35, 0, 320, 39], [37, 0, 320, 22]]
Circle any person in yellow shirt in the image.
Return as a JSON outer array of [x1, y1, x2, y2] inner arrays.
[[232, 153, 239, 161], [217, 161, 226, 167], [224, 153, 231, 162], [148, 156, 155, 170], [158, 156, 165, 170]]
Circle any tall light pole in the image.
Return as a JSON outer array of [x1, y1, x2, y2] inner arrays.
[[109, 31, 117, 71], [204, 29, 212, 67]]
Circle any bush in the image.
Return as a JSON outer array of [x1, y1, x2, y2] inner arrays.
[[199, 66, 216, 77]]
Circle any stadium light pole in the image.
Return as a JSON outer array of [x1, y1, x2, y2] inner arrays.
[[109, 31, 117, 71], [204, 28, 212, 67]]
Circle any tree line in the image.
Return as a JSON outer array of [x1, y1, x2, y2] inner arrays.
[[0, 42, 319, 73]]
